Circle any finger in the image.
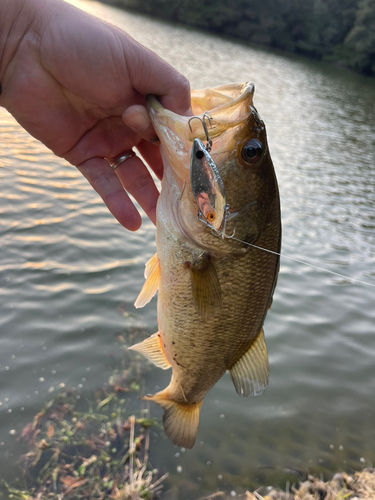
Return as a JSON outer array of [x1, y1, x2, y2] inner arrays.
[[114, 154, 160, 225], [155, 69, 192, 116], [77, 157, 142, 231], [159, 77, 193, 117], [127, 43, 192, 116], [136, 139, 164, 181], [122, 105, 159, 143], [65, 116, 141, 166]]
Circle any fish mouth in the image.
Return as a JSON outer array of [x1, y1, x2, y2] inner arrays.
[[147, 82, 256, 183]]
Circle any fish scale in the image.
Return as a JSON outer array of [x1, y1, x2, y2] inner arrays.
[[130, 82, 281, 448]]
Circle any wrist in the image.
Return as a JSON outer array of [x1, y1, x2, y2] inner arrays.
[[0, 0, 43, 93]]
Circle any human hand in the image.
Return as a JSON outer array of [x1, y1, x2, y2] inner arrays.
[[0, 0, 191, 230]]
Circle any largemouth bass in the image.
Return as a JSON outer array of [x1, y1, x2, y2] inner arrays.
[[130, 82, 281, 448]]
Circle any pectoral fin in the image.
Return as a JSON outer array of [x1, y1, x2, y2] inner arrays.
[[144, 252, 159, 279], [128, 333, 171, 370], [134, 253, 160, 308], [190, 256, 222, 321], [143, 390, 203, 449], [229, 328, 269, 397]]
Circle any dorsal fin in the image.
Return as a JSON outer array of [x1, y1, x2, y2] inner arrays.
[[134, 253, 160, 308], [189, 255, 222, 322], [229, 328, 269, 397], [128, 333, 171, 370]]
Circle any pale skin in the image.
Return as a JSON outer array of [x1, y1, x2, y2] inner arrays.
[[0, 0, 191, 230]]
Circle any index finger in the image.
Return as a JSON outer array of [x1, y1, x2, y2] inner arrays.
[[158, 69, 192, 116], [126, 43, 192, 116]]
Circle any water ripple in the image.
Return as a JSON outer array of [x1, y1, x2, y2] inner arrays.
[[1, 3, 375, 496]]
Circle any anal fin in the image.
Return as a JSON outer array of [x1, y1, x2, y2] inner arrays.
[[143, 390, 203, 449], [128, 333, 171, 370], [229, 328, 269, 397], [134, 253, 160, 308]]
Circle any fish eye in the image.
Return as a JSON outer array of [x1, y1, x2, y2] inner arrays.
[[196, 150, 204, 160], [241, 139, 263, 164]]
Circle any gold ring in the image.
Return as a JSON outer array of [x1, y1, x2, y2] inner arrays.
[[108, 151, 136, 171]]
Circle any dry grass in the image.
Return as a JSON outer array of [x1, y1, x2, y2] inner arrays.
[[200, 469, 375, 500], [3, 330, 374, 500], [1, 332, 168, 500]]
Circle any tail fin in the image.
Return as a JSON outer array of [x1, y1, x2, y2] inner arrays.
[[143, 391, 203, 449]]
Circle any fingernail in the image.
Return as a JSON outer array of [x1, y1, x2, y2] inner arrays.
[[124, 110, 150, 131]]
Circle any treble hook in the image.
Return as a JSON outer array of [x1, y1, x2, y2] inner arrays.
[[188, 112, 213, 152], [197, 204, 237, 240]]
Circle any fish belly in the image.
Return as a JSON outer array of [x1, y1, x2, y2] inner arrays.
[[156, 205, 279, 405]]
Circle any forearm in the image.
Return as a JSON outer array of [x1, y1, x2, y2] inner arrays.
[[0, 0, 42, 93]]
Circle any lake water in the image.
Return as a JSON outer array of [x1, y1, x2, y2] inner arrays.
[[0, 1, 375, 498]]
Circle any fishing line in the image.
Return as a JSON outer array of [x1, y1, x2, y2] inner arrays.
[[189, 119, 374, 289], [229, 235, 375, 288]]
